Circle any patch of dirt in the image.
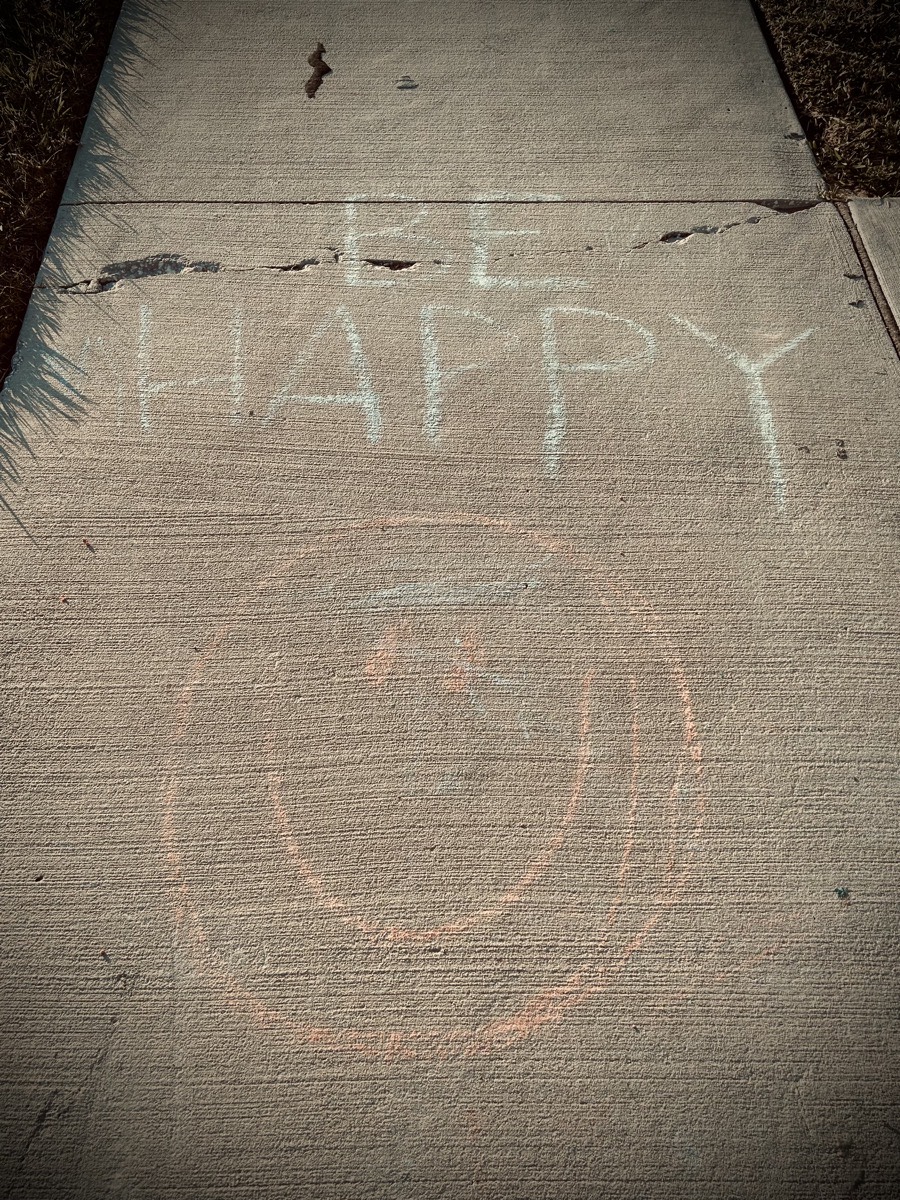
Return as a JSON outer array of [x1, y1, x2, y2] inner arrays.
[[754, 0, 900, 197], [0, 1, 122, 385]]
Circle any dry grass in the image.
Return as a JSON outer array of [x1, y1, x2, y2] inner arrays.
[[755, 0, 900, 197], [0, 1, 121, 385]]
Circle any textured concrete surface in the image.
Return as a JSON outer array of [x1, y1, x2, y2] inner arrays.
[[1, 2, 899, 1199], [63, 0, 822, 202], [850, 199, 900, 326]]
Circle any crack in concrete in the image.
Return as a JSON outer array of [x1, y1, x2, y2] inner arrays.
[[628, 200, 821, 252], [754, 198, 820, 213], [55, 254, 221, 293], [11, 1042, 110, 1187], [49, 251, 352, 291], [268, 258, 322, 272], [362, 258, 418, 271], [48, 250, 442, 290], [18, 1091, 59, 1164], [631, 213, 766, 250]]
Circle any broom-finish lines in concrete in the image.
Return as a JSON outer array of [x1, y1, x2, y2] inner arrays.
[[64, 0, 821, 202], [1, 2, 898, 1198]]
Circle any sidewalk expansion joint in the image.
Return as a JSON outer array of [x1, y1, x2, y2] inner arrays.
[[56, 198, 827, 208]]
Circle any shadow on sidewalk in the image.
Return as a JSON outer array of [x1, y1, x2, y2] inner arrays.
[[0, 0, 167, 533]]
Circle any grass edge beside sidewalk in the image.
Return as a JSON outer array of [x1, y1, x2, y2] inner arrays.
[[753, 0, 900, 199], [0, 0, 122, 388]]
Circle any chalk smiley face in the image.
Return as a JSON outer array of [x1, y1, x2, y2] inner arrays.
[[163, 514, 704, 1059]]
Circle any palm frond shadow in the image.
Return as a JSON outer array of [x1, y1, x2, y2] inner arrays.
[[0, 0, 168, 529]]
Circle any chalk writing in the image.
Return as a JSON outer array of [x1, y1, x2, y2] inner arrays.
[[344, 196, 446, 287], [357, 578, 541, 609], [162, 514, 707, 1060], [77, 223, 816, 511], [267, 304, 382, 442], [421, 304, 499, 444], [364, 620, 406, 686], [669, 316, 813, 513], [443, 628, 525, 719], [469, 202, 589, 291], [138, 304, 244, 433], [116, 303, 817, 505], [541, 307, 657, 476]]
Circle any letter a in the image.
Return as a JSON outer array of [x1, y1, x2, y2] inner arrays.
[[268, 305, 383, 443]]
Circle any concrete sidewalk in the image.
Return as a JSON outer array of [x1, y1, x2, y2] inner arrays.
[[1, 3, 898, 1198]]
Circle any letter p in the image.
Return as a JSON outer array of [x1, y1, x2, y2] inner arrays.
[[541, 307, 656, 477]]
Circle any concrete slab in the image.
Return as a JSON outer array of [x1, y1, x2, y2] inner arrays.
[[1, 197, 899, 1197], [851, 198, 900, 325], [63, 0, 822, 203]]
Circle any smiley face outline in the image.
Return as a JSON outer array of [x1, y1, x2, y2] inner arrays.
[[163, 512, 705, 1060]]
